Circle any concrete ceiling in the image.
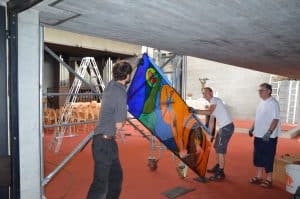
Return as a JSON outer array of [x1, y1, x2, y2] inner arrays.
[[33, 0, 300, 78]]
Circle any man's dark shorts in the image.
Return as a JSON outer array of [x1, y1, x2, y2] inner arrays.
[[253, 137, 278, 173], [214, 123, 234, 154]]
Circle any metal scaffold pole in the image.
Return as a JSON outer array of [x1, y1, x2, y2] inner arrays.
[[42, 48, 150, 188], [43, 131, 94, 186]]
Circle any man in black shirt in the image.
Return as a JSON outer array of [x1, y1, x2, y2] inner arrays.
[[87, 61, 132, 199]]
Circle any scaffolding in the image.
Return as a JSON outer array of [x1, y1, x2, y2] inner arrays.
[[42, 46, 188, 189], [269, 75, 300, 124], [269, 75, 281, 101], [48, 57, 105, 153], [286, 80, 299, 124]]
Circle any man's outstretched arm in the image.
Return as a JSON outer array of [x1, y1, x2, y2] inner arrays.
[[189, 104, 216, 116]]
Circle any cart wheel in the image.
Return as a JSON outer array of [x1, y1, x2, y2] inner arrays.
[[148, 157, 158, 171]]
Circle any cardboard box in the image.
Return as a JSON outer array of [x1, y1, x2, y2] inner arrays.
[[273, 154, 300, 186]]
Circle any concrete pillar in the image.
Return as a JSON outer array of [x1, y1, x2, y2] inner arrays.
[[18, 9, 41, 199]]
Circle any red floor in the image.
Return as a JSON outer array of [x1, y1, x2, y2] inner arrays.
[[44, 123, 300, 199]]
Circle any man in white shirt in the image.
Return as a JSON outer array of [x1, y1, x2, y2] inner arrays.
[[190, 87, 234, 181], [249, 83, 280, 188]]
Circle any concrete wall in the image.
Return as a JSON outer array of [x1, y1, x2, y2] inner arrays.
[[186, 56, 270, 120]]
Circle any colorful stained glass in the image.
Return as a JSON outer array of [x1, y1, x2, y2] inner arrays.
[[127, 53, 211, 177]]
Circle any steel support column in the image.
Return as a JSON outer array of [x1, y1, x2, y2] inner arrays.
[[7, 9, 20, 199], [0, 5, 10, 199]]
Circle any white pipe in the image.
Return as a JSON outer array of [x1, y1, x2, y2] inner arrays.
[[292, 81, 299, 124], [286, 81, 292, 123]]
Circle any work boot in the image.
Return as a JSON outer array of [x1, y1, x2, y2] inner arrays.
[[209, 168, 226, 181], [207, 164, 219, 173]]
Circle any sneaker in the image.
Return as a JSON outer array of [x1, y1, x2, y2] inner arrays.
[[209, 169, 226, 181], [207, 164, 220, 173]]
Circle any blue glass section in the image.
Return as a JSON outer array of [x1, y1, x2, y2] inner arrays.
[[127, 54, 149, 117]]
